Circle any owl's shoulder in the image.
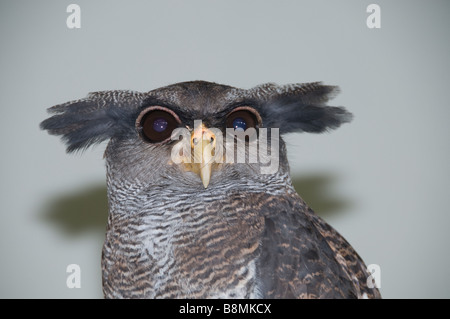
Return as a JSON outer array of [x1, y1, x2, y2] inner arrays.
[[252, 191, 380, 298]]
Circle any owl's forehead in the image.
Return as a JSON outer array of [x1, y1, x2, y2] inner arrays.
[[146, 81, 246, 117]]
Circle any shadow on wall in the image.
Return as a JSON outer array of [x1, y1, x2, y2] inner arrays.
[[41, 184, 109, 235], [291, 172, 353, 219], [41, 173, 353, 234]]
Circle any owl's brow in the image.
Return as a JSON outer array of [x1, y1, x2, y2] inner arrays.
[[140, 97, 190, 120], [216, 99, 261, 117], [141, 97, 260, 122]]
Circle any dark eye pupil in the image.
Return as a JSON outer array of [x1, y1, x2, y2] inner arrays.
[[153, 118, 168, 132], [232, 117, 247, 131]]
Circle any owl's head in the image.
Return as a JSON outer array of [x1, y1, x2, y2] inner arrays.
[[40, 81, 352, 192]]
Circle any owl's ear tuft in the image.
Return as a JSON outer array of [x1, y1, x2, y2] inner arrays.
[[40, 90, 144, 153], [253, 82, 353, 134]]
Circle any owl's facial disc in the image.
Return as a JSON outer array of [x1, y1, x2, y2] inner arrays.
[[186, 123, 217, 188]]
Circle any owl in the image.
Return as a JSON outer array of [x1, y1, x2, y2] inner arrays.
[[40, 80, 381, 299]]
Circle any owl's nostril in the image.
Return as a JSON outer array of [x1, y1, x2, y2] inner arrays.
[[190, 124, 216, 149]]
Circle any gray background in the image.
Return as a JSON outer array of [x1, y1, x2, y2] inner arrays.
[[1, 0, 449, 298]]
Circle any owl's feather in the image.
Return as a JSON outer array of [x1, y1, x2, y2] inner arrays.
[[251, 82, 353, 134], [257, 192, 380, 298], [40, 91, 145, 152]]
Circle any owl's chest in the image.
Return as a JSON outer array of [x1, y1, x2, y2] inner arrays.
[[102, 197, 264, 298]]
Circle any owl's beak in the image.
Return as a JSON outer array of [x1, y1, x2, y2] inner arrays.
[[190, 124, 216, 188]]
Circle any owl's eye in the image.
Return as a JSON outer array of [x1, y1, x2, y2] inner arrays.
[[226, 107, 261, 132], [136, 106, 181, 143]]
